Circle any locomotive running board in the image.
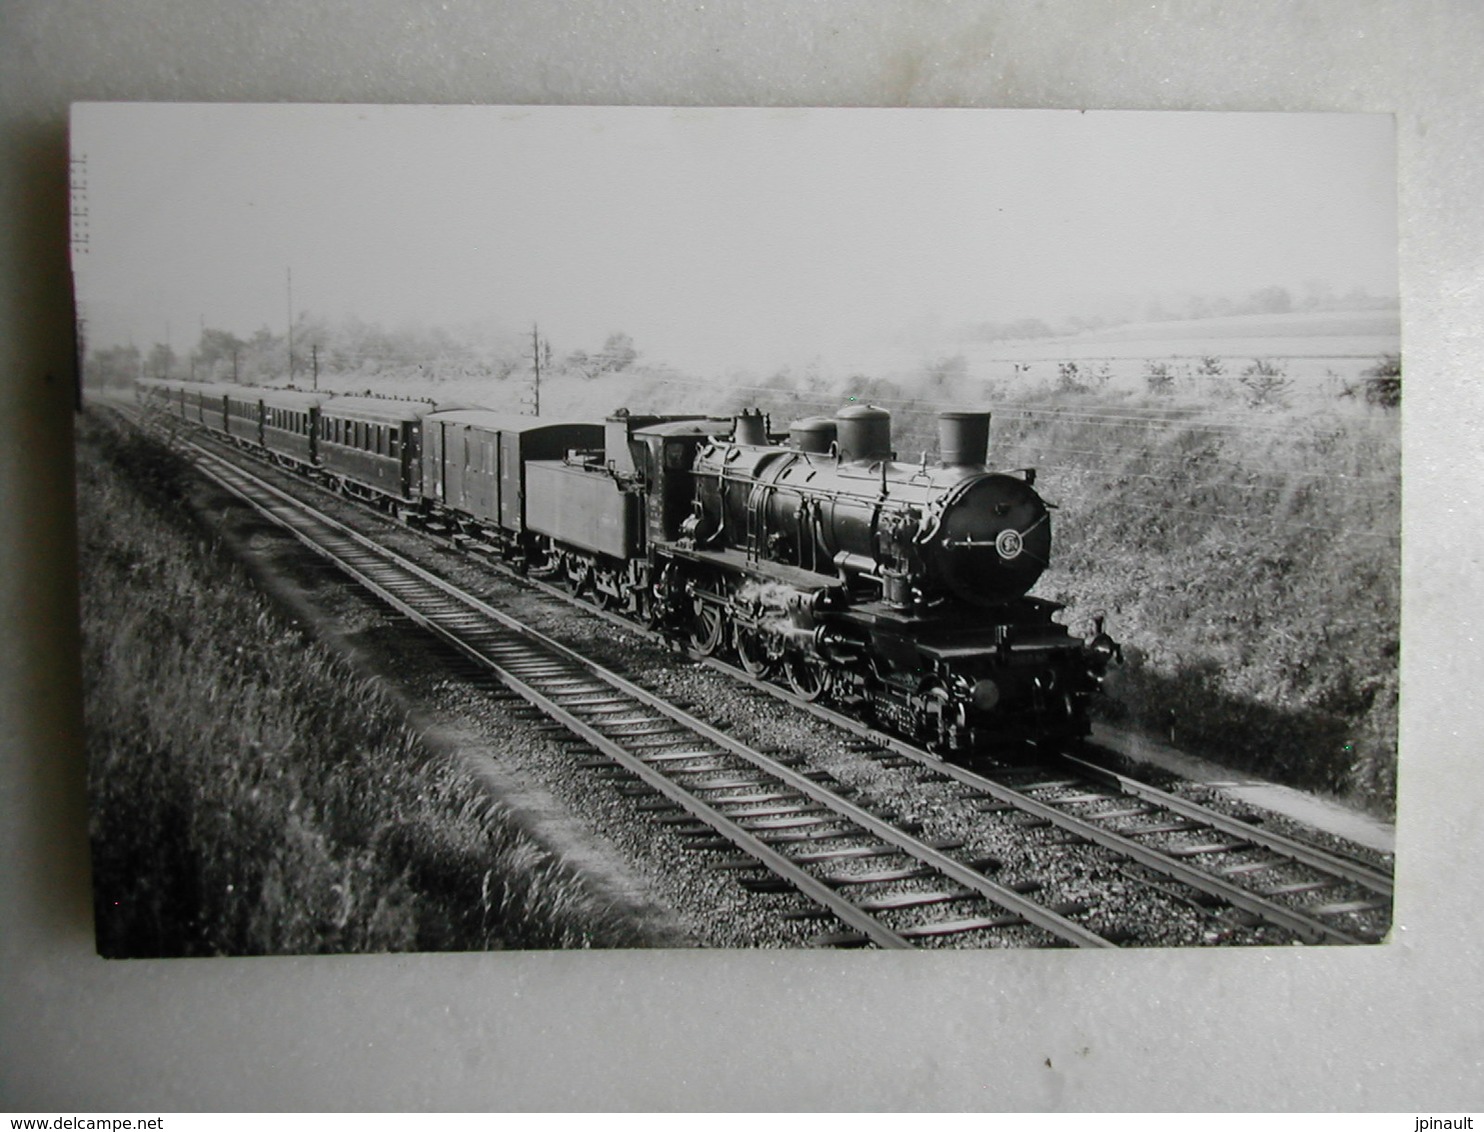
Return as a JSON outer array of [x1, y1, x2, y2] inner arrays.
[[655, 541, 839, 592]]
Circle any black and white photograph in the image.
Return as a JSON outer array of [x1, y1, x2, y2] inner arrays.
[[71, 101, 1399, 957]]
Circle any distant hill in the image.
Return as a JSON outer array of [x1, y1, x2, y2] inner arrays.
[[1051, 308, 1400, 346], [980, 308, 1400, 362]]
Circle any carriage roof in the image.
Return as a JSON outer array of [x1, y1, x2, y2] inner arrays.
[[425, 408, 601, 436], [255, 388, 329, 411], [318, 395, 437, 424]]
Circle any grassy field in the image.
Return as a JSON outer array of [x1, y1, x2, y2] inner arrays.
[[77, 410, 645, 955]]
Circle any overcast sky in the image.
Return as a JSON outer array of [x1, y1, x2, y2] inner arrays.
[[71, 103, 1396, 373]]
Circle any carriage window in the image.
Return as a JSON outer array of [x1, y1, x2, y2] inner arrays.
[[665, 441, 687, 469]]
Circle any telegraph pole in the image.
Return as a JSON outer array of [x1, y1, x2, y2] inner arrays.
[[530, 322, 541, 416], [286, 267, 294, 384], [312, 343, 319, 392]]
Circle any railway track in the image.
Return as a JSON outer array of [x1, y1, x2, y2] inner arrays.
[[133, 407, 1394, 947], [691, 663, 1393, 945]]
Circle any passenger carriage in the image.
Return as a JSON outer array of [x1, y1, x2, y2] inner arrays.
[[186, 383, 235, 436], [316, 395, 435, 505], [258, 388, 327, 467]]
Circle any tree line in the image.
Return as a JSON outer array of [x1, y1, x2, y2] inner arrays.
[[82, 314, 639, 390]]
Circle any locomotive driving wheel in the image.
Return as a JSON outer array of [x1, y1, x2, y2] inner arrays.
[[733, 625, 776, 677], [689, 597, 726, 656]]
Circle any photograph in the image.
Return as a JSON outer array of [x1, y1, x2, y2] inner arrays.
[[71, 102, 1399, 956]]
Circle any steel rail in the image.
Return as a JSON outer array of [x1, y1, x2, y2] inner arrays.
[[1057, 752, 1393, 897], [683, 655, 1383, 945]]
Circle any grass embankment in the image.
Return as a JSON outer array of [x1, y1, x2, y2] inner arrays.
[[998, 395, 1399, 813], [78, 411, 642, 956]]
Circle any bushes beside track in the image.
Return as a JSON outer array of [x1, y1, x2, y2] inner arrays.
[[998, 395, 1399, 812]]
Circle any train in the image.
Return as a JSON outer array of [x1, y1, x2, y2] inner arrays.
[[135, 377, 1121, 754]]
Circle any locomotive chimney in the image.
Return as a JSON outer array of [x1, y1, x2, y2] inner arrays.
[[938, 410, 991, 468], [788, 416, 837, 454], [733, 408, 767, 446], [835, 404, 892, 464]]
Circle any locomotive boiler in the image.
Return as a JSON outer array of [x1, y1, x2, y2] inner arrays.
[[655, 404, 1118, 752]]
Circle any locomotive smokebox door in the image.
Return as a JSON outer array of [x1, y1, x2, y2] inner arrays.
[[928, 475, 1052, 605]]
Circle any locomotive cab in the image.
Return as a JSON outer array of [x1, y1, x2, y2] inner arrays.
[[625, 417, 714, 542]]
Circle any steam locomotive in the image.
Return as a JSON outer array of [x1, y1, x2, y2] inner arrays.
[[136, 379, 1119, 753]]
